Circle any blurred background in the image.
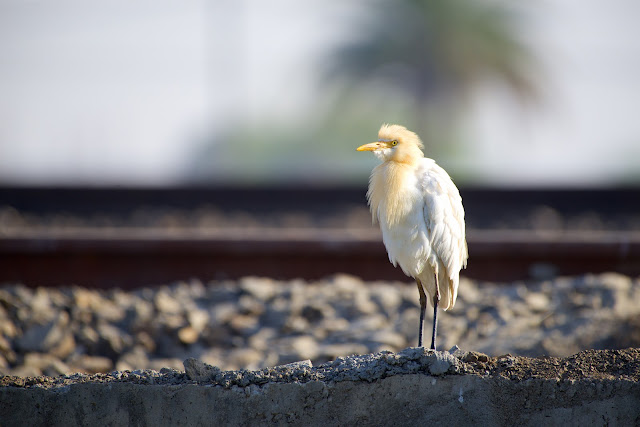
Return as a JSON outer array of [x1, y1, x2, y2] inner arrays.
[[1, 0, 640, 377], [1, 0, 639, 187]]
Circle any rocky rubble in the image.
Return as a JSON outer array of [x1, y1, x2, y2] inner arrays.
[[1, 273, 639, 377]]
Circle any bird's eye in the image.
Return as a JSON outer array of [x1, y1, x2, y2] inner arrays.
[[391, 140, 398, 146]]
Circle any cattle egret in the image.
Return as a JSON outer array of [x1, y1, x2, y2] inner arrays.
[[357, 124, 468, 350]]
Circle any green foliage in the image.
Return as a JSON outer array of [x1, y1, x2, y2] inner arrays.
[[188, 1, 539, 185], [327, 0, 537, 104]]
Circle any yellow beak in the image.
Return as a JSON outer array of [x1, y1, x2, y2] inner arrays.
[[356, 142, 385, 152]]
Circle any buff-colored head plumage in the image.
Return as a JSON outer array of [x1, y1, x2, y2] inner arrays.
[[356, 123, 425, 165], [377, 124, 424, 150]]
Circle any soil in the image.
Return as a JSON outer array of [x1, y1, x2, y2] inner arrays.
[[461, 348, 640, 382], [2, 348, 638, 389]]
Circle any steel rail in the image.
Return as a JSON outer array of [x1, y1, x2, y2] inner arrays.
[[2, 229, 639, 288]]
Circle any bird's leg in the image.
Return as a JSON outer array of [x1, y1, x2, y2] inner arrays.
[[430, 274, 440, 351], [416, 279, 427, 348]]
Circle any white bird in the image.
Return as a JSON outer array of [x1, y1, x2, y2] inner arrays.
[[357, 124, 468, 350]]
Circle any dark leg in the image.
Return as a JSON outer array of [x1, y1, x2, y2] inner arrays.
[[416, 279, 427, 348], [430, 273, 440, 351]]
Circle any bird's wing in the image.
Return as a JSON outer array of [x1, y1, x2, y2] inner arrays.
[[418, 159, 468, 307]]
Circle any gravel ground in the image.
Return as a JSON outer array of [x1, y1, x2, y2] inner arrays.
[[1, 272, 639, 378]]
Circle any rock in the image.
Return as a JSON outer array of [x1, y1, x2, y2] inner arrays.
[[17, 311, 70, 354], [78, 326, 100, 348], [283, 315, 309, 334], [10, 363, 42, 378], [172, 279, 206, 301], [155, 289, 182, 315], [116, 346, 149, 371], [331, 274, 364, 292], [158, 313, 185, 330], [289, 335, 319, 361], [229, 314, 259, 336], [426, 352, 458, 375], [367, 330, 406, 349], [0, 334, 12, 355], [49, 331, 75, 359], [261, 299, 290, 329], [369, 285, 402, 318], [0, 354, 8, 371], [300, 304, 327, 323], [29, 287, 51, 312], [177, 326, 199, 345], [352, 290, 379, 316], [524, 292, 550, 313], [210, 302, 238, 325], [247, 327, 277, 352], [318, 317, 349, 334], [238, 295, 265, 316], [317, 344, 370, 362], [148, 358, 184, 372], [199, 349, 226, 369], [184, 357, 221, 382], [287, 281, 309, 315], [91, 295, 125, 322], [278, 359, 313, 369], [22, 353, 70, 377], [202, 323, 233, 348], [461, 351, 490, 363], [458, 278, 481, 304], [226, 348, 264, 370], [187, 308, 209, 332], [97, 322, 132, 357], [600, 273, 640, 317], [127, 297, 154, 328], [73, 288, 100, 310], [345, 315, 390, 346], [0, 307, 18, 339], [135, 331, 157, 353], [70, 355, 113, 374], [239, 277, 277, 301]]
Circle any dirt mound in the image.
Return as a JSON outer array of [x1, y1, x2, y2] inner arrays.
[[2, 348, 639, 426], [462, 348, 640, 381], [1, 347, 638, 390]]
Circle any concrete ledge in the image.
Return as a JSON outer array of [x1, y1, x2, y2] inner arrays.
[[2, 348, 640, 426]]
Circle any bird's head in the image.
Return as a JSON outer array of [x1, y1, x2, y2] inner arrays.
[[357, 124, 425, 165]]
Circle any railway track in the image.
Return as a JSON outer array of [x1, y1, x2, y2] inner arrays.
[[2, 228, 639, 288], [2, 186, 639, 288]]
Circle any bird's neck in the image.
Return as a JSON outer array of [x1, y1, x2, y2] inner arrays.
[[368, 160, 419, 226]]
